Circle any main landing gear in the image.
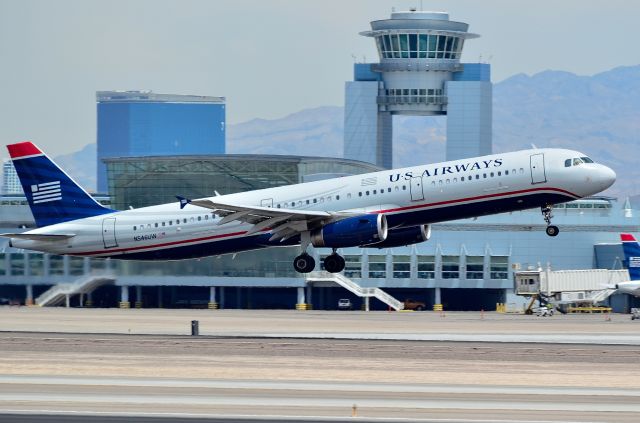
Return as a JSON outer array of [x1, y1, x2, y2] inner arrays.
[[293, 232, 346, 274], [293, 250, 347, 274], [541, 204, 559, 237], [323, 249, 346, 273], [293, 253, 316, 273]]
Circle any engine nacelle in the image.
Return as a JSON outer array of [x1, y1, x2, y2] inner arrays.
[[368, 224, 431, 248], [311, 214, 388, 248]]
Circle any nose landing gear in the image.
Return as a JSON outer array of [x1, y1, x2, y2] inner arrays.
[[542, 205, 559, 237]]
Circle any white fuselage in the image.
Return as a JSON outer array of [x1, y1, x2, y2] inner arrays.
[[12, 148, 616, 260]]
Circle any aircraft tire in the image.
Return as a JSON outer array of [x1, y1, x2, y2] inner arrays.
[[545, 225, 559, 237], [293, 253, 315, 273], [324, 253, 345, 273]]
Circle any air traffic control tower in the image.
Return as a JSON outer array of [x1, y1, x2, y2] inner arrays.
[[344, 10, 491, 168]]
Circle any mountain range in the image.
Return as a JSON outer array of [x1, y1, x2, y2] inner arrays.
[[58, 65, 639, 199]]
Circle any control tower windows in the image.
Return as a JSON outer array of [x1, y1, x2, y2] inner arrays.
[[399, 34, 409, 58], [378, 34, 464, 60]]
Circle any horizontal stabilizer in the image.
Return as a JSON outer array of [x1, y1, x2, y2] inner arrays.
[[0, 233, 75, 242]]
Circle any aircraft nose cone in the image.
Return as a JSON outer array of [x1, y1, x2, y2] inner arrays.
[[600, 165, 616, 190]]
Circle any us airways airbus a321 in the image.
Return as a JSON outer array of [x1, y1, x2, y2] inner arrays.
[[2, 141, 615, 274]]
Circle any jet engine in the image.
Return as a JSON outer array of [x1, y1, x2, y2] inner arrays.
[[368, 224, 431, 248], [310, 214, 387, 248]]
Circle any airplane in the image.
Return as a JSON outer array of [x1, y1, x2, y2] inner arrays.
[[614, 233, 640, 296], [1, 141, 616, 274]]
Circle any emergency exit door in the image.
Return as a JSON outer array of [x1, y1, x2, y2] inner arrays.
[[102, 217, 118, 249], [410, 176, 424, 201], [530, 153, 547, 184]]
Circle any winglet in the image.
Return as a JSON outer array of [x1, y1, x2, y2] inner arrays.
[[176, 196, 191, 209]]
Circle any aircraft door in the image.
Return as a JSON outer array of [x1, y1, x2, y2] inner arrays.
[[410, 176, 424, 201], [260, 198, 273, 208], [530, 153, 547, 184], [102, 217, 118, 249]]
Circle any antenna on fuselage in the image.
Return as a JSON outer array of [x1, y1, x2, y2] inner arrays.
[[530, 143, 538, 149]]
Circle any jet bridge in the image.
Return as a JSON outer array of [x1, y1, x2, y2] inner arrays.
[[515, 268, 628, 310]]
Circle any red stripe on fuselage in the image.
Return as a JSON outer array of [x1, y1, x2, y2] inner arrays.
[[76, 230, 251, 257], [7, 141, 42, 159], [75, 186, 578, 257]]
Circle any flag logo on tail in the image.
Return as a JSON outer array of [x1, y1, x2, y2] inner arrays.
[[31, 181, 61, 204]]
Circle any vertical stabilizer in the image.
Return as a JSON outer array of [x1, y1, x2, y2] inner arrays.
[[621, 234, 640, 281], [7, 141, 114, 227]]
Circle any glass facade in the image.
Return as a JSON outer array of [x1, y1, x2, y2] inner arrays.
[[105, 156, 379, 210], [376, 34, 463, 60]]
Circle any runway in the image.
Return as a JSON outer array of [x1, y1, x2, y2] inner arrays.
[[1, 309, 640, 422]]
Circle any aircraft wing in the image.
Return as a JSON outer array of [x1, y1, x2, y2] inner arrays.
[[0, 233, 75, 242], [184, 198, 356, 242]]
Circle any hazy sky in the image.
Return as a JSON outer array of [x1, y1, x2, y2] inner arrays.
[[0, 0, 638, 156]]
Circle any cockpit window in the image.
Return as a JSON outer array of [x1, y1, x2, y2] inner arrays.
[[572, 158, 584, 166], [581, 157, 594, 163], [564, 159, 572, 167]]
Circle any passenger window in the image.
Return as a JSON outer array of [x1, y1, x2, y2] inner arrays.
[[306, 199, 310, 204], [453, 178, 457, 183], [519, 168, 524, 174], [155, 223, 158, 228], [439, 180, 443, 186], [291, 202, 295, 207], [387, 188, 391, 193], [133, 226, 137, 231], [446, 179, 450, 184], [168, 221, 172, 226], [461, 177, 464, 181], [490, 172, 494, 177], [394, 186, 399, 191], [366, 191, 370, 195], [205, 215, 209, 220], [347, 193, 352, 199], [476, 175, 480, 179], [197, 216, 201, 221], [190, 217, 194, 223], [183, 219, 187, 224], [497, 171, 501, 176], [483, 174, 487, 178], [313, 199, 317, 203], [373, 190, 377, 194], [336, 195, 340, 200], [402, 185, 406, 190], [358, 192, 362, 197], [505, 170, 509, 175]]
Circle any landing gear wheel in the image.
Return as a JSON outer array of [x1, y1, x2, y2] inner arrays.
[[541, 205, 559, 236], [293, 253, 316, 273], [545, 225, 559, 237], [323, 253, 346, 273]]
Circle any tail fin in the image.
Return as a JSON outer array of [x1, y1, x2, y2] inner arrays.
[[7, 141, 114, 227], [621, 234, 640, 281]]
